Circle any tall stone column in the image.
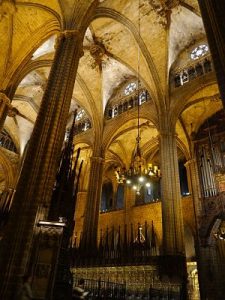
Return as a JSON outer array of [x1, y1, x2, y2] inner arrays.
[[160, 130, 185, 255], [159, 128, 186, 293], [185, 159, 202, 222], [197, 0, 225, 104], [82, 156, 104, 250], [0, 29, 84, 299], [185, 158, 205, 299], [0, 92, 12, 132]]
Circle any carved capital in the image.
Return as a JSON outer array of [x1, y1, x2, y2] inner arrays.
[[54, 29, 81, 50]]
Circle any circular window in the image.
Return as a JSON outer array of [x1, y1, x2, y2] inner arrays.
[[190, 44, 209, 60], [124, 82, 137, 95]]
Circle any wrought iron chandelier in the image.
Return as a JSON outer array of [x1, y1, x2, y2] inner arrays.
[[115, 0, 160, 194], [115, 120, 160, 195]]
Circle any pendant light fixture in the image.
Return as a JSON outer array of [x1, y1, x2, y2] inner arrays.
[[115, 0, 160, 194]]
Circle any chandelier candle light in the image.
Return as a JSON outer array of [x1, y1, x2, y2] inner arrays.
[[115, 134, 160, 195]]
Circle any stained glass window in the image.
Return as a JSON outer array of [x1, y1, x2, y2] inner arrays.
[[139, 91, 147, 104], [190, 44, 209, 60], [76, 109, 85, 121], [124, 82, 137, 95]]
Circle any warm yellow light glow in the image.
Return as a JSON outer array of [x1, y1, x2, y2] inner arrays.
[[138, 176, 144, 182], [126, 179, 131, 184], [146, 182, 151, 187], [133, 185, 137, 190]]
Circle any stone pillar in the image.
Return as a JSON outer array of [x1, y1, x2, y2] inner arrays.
[[198, 0, 225, 104], [159, 129, 187, 296], [185, 159, 202, 222], [82, 156, 104, 250], [124, 186, 134, 227], [160, 130, 185, 255], [0, 92, 12, 132], [184, 158, 205, 299], [74, 191, 87, 245], [0, 29, 84, 299]]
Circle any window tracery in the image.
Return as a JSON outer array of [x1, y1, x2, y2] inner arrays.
[[105, 88, 151, 120], [173, 56, 212, 88], [74, 107, 92, 135], [76, 109, 85, 121], [124, 82, 137, 95], [190, 44, 209, 60], [135, 180, 160, 206], [139, 90, 148, 104]]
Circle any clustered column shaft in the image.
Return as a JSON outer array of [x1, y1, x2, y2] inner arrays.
[[185, 158, 202, 223], [160, 131, 185, 255], [0, 29, 83, 299], [82, 156, 105, 250]]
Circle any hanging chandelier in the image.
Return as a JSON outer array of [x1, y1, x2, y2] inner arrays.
[[115, 125, 160, 195], [115, 0, 160, 194]]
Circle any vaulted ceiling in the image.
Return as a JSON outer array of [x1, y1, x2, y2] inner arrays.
[[0, 0, 221, 170]]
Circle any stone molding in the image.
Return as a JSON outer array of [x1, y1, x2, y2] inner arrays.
[[90, 156, 105, 164], [0, 92, 11, 107]]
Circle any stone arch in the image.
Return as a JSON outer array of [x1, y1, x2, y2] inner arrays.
[[76, 74, 102, 155], [92, 7, 164, 108], [16, 2, 62, 25], [4, 20, 60, 93], [11, 59, 100, 155], [170, 78, 218, 128], [102, 104, 158, 153]]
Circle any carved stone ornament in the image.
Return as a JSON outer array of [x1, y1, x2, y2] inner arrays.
[[145, 0, 181, 28]]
